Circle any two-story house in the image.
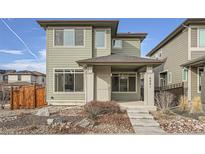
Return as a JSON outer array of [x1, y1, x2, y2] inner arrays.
[[146, 18, 205, 104], [7, 70, 46, 85], [37, 20, 163, 109]]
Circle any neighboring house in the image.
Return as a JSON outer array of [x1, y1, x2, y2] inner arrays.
[[6, 70, 46, 85], [146, 18, 205, 103], [37, 20, 163, 108], [0, 69, 16, 83]]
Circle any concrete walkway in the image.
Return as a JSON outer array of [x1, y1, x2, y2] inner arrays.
[[126, 108, 166, 135]]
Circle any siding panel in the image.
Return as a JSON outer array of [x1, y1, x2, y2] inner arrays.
[[191, 28, 197, 47], [150, 30, 188, 86], [112, 39, 141, 56]]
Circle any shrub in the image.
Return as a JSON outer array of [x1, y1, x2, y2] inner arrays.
[[190, 96, 203, 114], [84, 101, 121, 119], [178, 96, 189, 112], [155, 91, 174, 111]]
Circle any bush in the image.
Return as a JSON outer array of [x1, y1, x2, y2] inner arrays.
[[155, 91, 174, 111], [178, 96, 189, 112], [84, 101, 121, 119], [190, 96, 203, 114]]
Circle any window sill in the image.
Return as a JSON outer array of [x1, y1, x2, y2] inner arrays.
[[53, 46, 85, 49], [111, 92, 137, 93], [53, 92, 84, 94], [95, 47, 107, 50]]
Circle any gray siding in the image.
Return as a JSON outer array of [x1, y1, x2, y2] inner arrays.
[[191, 67, 200, 98], [191, 28, 197, 47], [191, 51, 205, 59], [46, 27, 93, 102], [151, 30, 188, 86], [112, 39, 141, 56]]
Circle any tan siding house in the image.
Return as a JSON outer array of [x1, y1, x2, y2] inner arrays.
[[38, 20, 163, 109]]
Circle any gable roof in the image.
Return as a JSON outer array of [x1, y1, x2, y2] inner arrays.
[[146, 18, 205, 56]]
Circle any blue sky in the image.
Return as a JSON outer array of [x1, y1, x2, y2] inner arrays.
[[0, 18, 185, 73]]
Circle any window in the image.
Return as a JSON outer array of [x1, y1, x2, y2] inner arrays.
[[54, 29, 84, 47], [182, 67, 188, 81], [199, 29, 205, 47], [168, 72, 172, 84], [112, 40, 122, 49], [197, 67, 204, 93], [95, 30, 105, 48], [17, 75, 21, 81], [54, 69, 84, 92], [112, 73, 136, 92]]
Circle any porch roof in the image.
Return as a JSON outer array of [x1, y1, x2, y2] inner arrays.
[[181, 56, 205, 67], [76, 54, 164, 67]]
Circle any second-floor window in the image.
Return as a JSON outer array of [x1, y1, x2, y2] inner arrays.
[[95, 30, 106, 48], [112, 40, 122, 49], [199, 29, 205, 47], [54, 29, 84, 47]]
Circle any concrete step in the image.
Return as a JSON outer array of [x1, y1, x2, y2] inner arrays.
[[128, 113, 154, 119], [130, 119, 159, 127], [133, 126, 166, 135], [127, 109, 149, 114]]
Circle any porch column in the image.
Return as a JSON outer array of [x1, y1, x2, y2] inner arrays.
[[201, 66, 205, 108], [187, 66, 192, 101], [84, 66, 94, 103], [144, 66, 154, 106]]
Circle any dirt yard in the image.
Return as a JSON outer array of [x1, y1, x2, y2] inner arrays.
[[0, 105, 134, 134]]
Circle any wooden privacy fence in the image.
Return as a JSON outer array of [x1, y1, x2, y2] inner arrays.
[[155, 82, 185, 107], [10, 85, 46, 110]]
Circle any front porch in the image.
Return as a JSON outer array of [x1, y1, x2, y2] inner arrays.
[[77, 54, 164, 108]]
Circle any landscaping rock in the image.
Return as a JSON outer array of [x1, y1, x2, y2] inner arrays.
[[35, 108, 50, 117], [75, 118, 94, 128], [199, 116, 205, 122], [47, 119, 54, 125]]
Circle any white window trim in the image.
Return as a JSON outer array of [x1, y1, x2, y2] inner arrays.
[[112, 39, 122, 49], [182, 67, 188, 82], [197, 67, 204, 93], [111, 72, 137, 93], [53, 68, 84, 94], [168, 72, 172, 84], [159, 70, 168, 87], [53, 28, 85, 48], [94, 29, 106, 49]]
